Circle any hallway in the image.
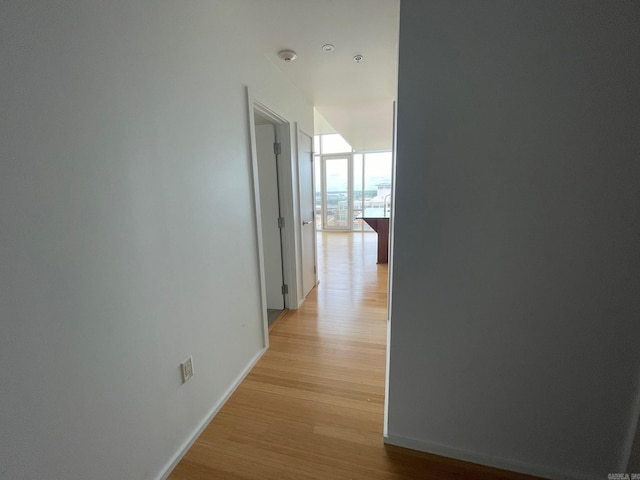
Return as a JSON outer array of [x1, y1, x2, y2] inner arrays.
[[168, 232, 541, 480]]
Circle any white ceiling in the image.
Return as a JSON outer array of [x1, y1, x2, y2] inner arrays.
[[232, 0, 399, 151]]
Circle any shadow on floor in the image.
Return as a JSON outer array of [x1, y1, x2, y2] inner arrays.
[[267, 308, 283, 327]]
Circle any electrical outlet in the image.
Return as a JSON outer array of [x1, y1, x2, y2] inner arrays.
[[181, 356, 194, 383]]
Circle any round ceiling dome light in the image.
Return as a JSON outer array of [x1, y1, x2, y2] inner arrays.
[[277, 49, 297, 62], [353, 54, 364, 63], [322, 44, 335, 52]]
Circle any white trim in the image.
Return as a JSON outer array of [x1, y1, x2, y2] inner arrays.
[[295, 125, 319, 299], [158, 347, 267, 480], [276, 124, 301, 309], [292, 123, 304, 305], [383, 434, 597, 480], [245, 87, 270, 348]]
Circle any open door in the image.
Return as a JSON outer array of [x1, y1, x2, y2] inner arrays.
[[255, 123, 285, 310]]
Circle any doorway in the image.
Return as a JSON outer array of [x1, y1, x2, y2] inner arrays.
[[248, 92, 314, 346], [247, 91, 320, 345], [254, 121, 285, 317], [253, 110, 287, 329]]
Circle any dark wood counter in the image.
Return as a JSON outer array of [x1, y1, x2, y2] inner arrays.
[[361, 217, 389, 264]]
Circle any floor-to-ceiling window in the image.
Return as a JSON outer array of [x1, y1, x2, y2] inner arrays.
[[314, 133, 392, 231]]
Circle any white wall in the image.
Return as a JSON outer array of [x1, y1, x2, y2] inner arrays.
[[388, 1, 640, 479], [0, 2, 312, 479]]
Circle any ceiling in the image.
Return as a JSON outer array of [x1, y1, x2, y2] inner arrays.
[[231, 0, 400, 151]]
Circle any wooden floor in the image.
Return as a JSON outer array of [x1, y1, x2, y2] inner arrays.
[[168, 232, 544, 480]]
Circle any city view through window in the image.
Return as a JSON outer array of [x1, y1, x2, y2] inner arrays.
[[314, 134, 392, 231]]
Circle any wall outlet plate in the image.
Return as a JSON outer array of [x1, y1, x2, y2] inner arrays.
[[181, 356, 194, 383]]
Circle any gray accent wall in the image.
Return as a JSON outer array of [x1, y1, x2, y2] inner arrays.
[[388, 1, 640, 479]]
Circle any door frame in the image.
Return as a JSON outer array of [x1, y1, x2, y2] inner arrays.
[[296, 126, 319, 293], [247, 88, 300, 347]]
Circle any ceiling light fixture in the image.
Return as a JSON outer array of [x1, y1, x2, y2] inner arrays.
[[277, 49, 297, 62], [353, 54, 364, 63], [322, 44, 335, 52]]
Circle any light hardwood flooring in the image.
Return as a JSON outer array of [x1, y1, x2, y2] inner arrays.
[[168, 232, 544, 480]]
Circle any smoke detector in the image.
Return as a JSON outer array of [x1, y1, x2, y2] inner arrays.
[[277, 49, 297, 62]]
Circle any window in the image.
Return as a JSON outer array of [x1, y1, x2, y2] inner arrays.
[[314, 133, 392, 231]]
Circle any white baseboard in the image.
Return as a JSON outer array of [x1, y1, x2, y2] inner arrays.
[[157, 347, 267, 480], [384, 434, 597, 480]]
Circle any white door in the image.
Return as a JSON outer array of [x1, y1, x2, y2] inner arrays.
[[298, 130, 316, 298], [256, 124, 284, 309]]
